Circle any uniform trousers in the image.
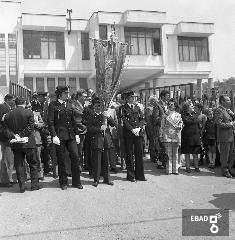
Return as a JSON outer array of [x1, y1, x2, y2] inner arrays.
[[92, 149, 110, 183], [56, 139, 81, 186], [13, 148, 39, 190], [77, 134, 85, 167], [124, 136, 145, 180], [84, 134, 93, 174]]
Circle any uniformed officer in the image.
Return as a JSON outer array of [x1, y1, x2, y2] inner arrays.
[[120, 90, 146, 182], [47, 86, 83, 190], [87, 97, 114, 187]]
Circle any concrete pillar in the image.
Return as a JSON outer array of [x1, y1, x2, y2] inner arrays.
[[152, 78, 159, 88], [145, 81, 150, 102], [197, 79, 202, 99], [208, 78, 214, 89]]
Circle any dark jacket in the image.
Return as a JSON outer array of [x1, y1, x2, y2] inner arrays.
[[0, 102, 12, 142], [4, 106, 36, 149], [31, 99, 43, 113], [120, 103, 145, 138], [181, 112, 201, 147], [87, 111, 115, 150], [47, 100, 78, 141], [214, 105, 235, 142], [71, 100, 87, 135]]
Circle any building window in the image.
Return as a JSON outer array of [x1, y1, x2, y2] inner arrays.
[[8, 34, 17, 83], [69, 78, 77, 95], [124, 27, 161, 55], [178, 36, 209, 62], [58, 77, 66, 86], [81, 32, 90, 60], [47, 78, 55, 95], [79, 78, 88, 90], [0, 33, 6, 86], [36, 77, 44, 92], [24, 77, 33, 92], [23, 30, 65, 59], [99, 25, 108, 40]]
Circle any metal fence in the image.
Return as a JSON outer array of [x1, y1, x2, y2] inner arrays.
[[139, 83, 194, 107], [9, 81, 32, 101]]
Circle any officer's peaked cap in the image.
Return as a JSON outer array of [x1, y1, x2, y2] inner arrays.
[[37, 91, 48, 97], [122, 90, 134, 99], [92, 97, 103, 105], [55, 86, 69, 95]]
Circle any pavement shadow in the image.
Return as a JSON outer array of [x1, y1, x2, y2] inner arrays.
[[179, 167, 223, 177], [209, 193, 235, 212], [143, 160, 170, 176]]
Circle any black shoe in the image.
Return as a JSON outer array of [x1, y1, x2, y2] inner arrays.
[[172, 172, 179, 175], [103, 181, 114, 186], [72, 184, 83, 189], [127, 178, 136, 182], [93, 182, 98, 187], [19, 186, 27, 193], [60, 185, 68, 190], [186, 168, 191, 173], [39, 177, 44, 181], [157, 165, 165, 169], [223, 172, 232, 178], [31, 185, 43, 191], [136, 178, 147, 181], [195, 168, 200, 172]]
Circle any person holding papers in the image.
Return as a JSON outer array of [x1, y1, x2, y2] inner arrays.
[[4, 97, 40, 193], [120, 90, 146, 182]]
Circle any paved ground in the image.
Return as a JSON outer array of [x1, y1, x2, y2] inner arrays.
[[0, 156, 234, 240]]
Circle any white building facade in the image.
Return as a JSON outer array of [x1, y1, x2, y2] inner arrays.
[[0, 1, 214, 98]]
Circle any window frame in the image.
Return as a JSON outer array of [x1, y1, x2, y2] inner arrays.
[[124, 27, 161, 56], [81, 32, 90, 60], [178, 36, 209, 62], [23, 30, 65, 60]]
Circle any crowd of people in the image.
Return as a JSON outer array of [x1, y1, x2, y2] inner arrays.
[[0, 86, 235, 193]]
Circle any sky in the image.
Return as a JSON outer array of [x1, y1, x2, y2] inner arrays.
[[21, 0, 235, 81]]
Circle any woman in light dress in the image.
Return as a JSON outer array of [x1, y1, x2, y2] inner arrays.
[[160, 99, 183, 175]]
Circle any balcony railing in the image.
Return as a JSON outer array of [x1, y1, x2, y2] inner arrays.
[[9, 81, 32, 101]]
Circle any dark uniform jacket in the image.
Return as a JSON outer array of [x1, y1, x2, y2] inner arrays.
[[214, 105, 235, 143], [120, 103, 145, 138], [31, 99, 43, 113], [47, 100, 78, 141], [71, 100, 87, 135], [0, 102, 12, 142], [4, 106, 36, 149], [87, 111, 115, 150]]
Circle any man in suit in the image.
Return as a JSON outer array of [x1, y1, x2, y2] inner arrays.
[[48, 86, 83, 190], [155, 90, 170, 169], [87, 97, 114, 187], [82, 93, 97, 176], [214, 95, 235, 178], [71, 89, 87, 171], [120, 90, 146, 182], [4, 97, 40, 193], [145, 95, 160, 163], [0, 94, 15, 186]]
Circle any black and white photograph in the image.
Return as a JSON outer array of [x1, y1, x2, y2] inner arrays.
[[0, 0, 234, 239]]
